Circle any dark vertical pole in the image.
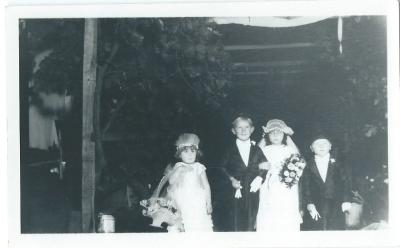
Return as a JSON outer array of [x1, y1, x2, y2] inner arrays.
[[19, 19, 31, 233]]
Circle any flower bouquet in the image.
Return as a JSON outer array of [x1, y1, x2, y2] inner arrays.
[[279, 153, 306, 188], [140, 197, 184, 232]]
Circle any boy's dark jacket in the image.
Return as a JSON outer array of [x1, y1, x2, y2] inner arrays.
[[220, 141, 267, 231], [301, 155, 352, 230]]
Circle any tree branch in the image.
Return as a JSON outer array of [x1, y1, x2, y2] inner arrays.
[[175, 50, 197, 94], [93, 39, 120, 186], [102, 96, 128, 136], [98, 42, 120, 78]]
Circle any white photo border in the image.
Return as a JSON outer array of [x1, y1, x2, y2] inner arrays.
[[6, 1, 400, 248]]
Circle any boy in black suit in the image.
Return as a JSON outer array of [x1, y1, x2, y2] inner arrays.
[[302, 135, 352, 230], [221, 114, 269, 231]]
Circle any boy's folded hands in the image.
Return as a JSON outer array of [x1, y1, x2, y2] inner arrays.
[[230, 177, 242, 189]]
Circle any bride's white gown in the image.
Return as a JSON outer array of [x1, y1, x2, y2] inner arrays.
[[256, 145, 302, 232]]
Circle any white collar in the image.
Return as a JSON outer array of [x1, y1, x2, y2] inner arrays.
[[315, 154, 330, 162], [236, 139, 251, 146]]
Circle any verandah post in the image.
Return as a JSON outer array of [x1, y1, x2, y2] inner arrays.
[[81, 18, 98, 233]]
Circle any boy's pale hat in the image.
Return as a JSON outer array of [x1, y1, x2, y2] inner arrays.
[[262, 119, 294, 135], [175, 133, 200, 149]]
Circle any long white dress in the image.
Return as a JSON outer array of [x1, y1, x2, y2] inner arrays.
[[256, 145, 302, 232], [167, 162, 213, 232]]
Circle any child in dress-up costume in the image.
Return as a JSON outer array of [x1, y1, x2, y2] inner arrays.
[[302, 135, 352, 230], [256, 119, 303, 232], [157, 133, 213, 232], [221, 115, 269, 231]]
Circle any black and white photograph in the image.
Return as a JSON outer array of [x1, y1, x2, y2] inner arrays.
[[5, 1, 400, 248]]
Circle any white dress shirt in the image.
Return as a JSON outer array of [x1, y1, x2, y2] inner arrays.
[[236, 139, 251, 167], [315, 154, 330, 182]]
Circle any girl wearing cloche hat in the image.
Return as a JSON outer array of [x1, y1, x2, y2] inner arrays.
[[258, 119, 298, 152], [256, 119, 304, 232], [152, 133, 214, 232]]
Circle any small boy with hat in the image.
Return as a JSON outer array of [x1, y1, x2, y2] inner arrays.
[[302, 134, 353, 230]]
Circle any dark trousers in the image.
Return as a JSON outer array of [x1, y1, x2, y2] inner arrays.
[[303, 199, 345, 231], [231, 190, 259, 231]]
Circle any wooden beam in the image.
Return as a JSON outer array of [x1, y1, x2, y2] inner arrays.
[[102, 132, 136, 142], [82, 18, 98, 233], [233, 70, 303, 76], [233, 60, 307, 67], [224, 42, 316, 51]]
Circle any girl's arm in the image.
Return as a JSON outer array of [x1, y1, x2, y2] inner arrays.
[[152, 164, 173, 198], [152, 174, 169, 198], [200, 171, 213, 214]]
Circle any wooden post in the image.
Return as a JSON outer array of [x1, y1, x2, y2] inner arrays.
[[81, 18, 98, 233]]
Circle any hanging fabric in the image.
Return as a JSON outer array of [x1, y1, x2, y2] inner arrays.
[[28, 49, 74, 150], [38, 91, 73, 118], [29, 104, 59, 150], [338, 16, 343, 54], [214, 16, 345, 54], [213, 16, 331, 28]]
